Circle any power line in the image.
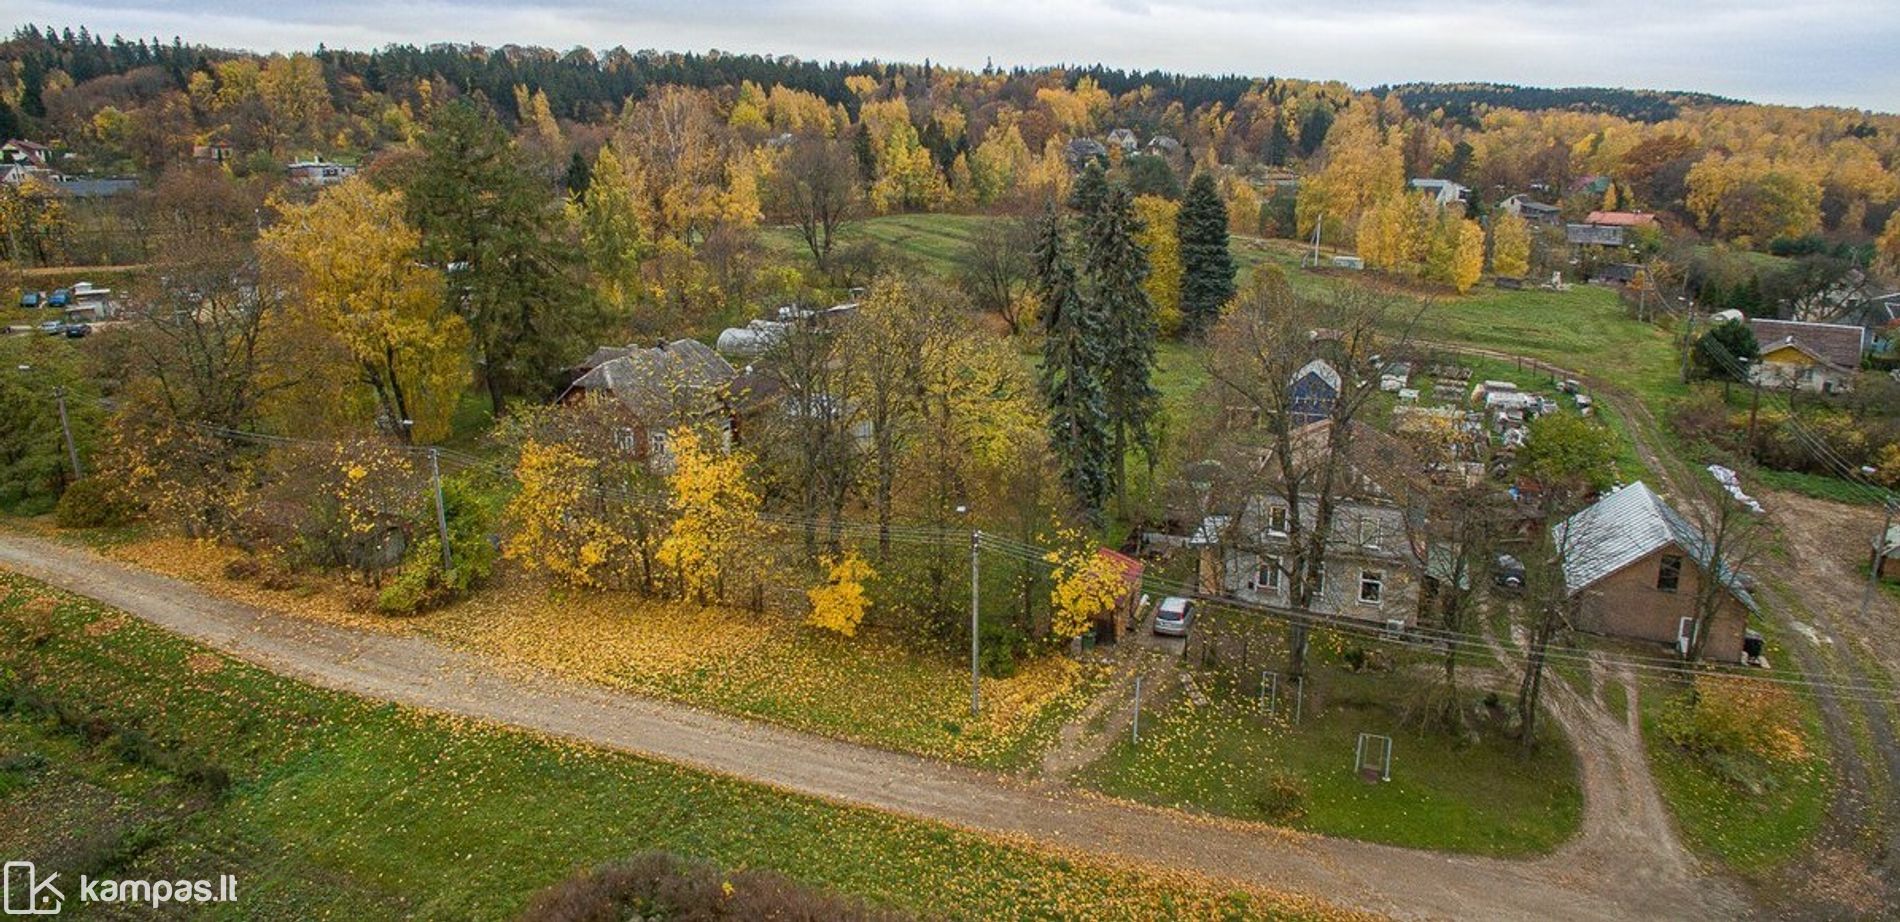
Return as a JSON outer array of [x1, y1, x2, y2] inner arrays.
[[186, 423, 1900, 704]]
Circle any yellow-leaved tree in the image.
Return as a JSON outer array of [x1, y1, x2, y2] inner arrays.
[[806, 552, 874, 636], [1878, 210, 1900, 277], [1133, 194, 1184, 336], [262, 179, 469, 442], [503, 439, 633, 588], [1450, 218, 1485, 293], [1044, 542, 1129, 642], [571, 143, 645, 320], [657, 426, 760, 601], [1491, 211, 1532, 279]]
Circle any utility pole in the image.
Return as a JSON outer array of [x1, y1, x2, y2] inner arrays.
[[1132, 675, 1143, 743], [1862, 500, 1897, 623], [970, 529, 981, 717], [1679, 307, 1696, 384], [429, 448, 452, 572], [53, 385, 81, 480], [1746, 371, 1763, 462]]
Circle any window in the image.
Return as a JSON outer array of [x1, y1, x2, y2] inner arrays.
[[1256, 557, 1282, 591], [1357, 515, 1381, 549], [1359, 570, 1384, 605], [1268, 504, 1289, 535], [1657, 555, 1682, 593]]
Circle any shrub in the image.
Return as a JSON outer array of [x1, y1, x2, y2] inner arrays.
[[53, 477, 140, 529], [375, 478, 497, 614], [1659, 675, 1810, 788], [1253, 770, 1308, 823], [518, 851, 911, 922]]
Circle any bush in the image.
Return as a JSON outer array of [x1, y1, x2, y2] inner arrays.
[[1659, 675, 1810, 788], [374, 477, 497, 614], [1253, 770, 1308, 823], [518, 851, 910, 922], [53, 477, 140, 529]]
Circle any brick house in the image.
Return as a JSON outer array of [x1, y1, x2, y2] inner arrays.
[[1553, 482, 1757, 662]]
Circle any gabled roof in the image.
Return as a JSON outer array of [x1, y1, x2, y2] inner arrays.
[[567, 338, 735, 419], [1283, 418, 1423, 502], [1552, 481, 1757, 611], [1584, 211, 1657, 228], [1290, 358, 1341, 391], [1748, 318, 1867, 371]]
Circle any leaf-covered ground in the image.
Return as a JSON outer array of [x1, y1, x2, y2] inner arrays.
[[0, 571, 1367, 921], [103, 534, 1096, 768]]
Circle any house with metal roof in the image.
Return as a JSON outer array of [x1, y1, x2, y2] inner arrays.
[[1553, 481, 1757, 662], [1500, 193, 1561, 226], [1409, 178, 1469, 209], [1565, 211, 1658, 248]]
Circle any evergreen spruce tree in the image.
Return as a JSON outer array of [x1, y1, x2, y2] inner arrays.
[[1079, 183, 1161, 516], [1177, 172, 1237, 336], [1264, 117, 1291, 167], [1068, 161, 1110, 219], [402, 101, 587, 415], [563, 151, 592, 201], [1034, 205, 1112, 518]]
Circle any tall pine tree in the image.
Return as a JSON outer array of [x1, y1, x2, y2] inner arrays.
[[1178, 172, 1237, 336], [1034, 204, 1112, 518], [1079, 183, 1160, 517]]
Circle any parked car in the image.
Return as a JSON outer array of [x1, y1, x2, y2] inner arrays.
[[62, 322, 90, 338], [38, 319, 62, 335], [18, 291, 42, 308], [1153, 596, 1195, 637], [47, 289, 71, 308], [1493, 554, 1526, 591]]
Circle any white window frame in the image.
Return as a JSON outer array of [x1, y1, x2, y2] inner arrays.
[[1267, 504, 1289, 537], [1256, 556, 1282, 591], [1358, 569, 1384, 605]]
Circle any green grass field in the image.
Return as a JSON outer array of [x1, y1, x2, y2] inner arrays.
[[0, 571, 1348, 921], [761, 213, 1002, 277], [1076, 664, 1584, 857], [1637, 677, 1829, 875]]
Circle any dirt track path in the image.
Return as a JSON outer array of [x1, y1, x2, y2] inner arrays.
[[0, 530, 1750, 922], [1424, 338, 1899, 915]]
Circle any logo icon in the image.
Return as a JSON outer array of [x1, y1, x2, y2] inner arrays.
[[2, 862, 62, 915]]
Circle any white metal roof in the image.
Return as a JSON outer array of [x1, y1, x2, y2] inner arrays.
[[1552, 481, 1757, 611]]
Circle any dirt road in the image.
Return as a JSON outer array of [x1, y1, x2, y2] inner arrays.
[[0, 530, 1750, 921]]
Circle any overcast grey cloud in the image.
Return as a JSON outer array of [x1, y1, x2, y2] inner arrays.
[[11, 0, 1897, 110]]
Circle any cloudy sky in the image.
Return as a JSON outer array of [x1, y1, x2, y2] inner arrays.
[[12, 0, 1897, 111]]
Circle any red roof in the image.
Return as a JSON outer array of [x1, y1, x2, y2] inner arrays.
[[1098, 548, 1144, 595], [1585, 211, 1658, 228]]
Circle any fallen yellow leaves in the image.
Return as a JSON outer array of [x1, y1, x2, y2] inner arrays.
[[91, 533, 1090, 766], [107, 535, 406, 633]]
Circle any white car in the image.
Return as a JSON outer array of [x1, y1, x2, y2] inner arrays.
[[1153, 596, 1195, 637]]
